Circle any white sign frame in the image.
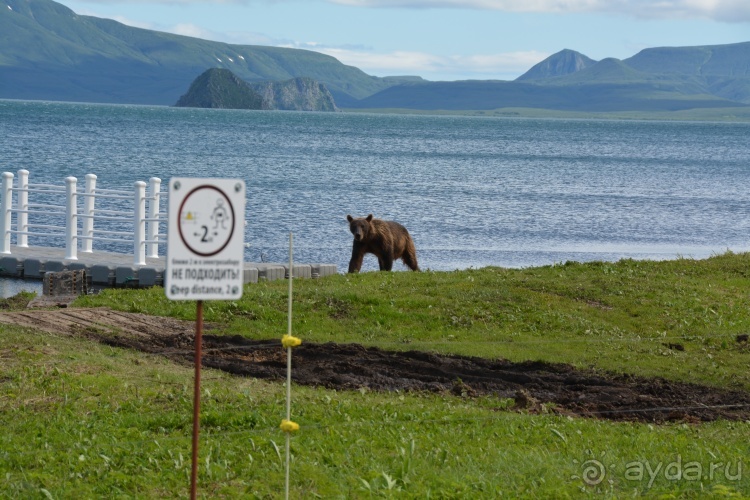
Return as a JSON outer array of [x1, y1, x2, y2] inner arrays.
[[166, 178, 246, 301]]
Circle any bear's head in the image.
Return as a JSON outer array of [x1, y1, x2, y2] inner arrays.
[[347, 214, 373, 242]]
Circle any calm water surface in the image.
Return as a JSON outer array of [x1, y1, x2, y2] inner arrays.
[[1, 99, 749, 285]]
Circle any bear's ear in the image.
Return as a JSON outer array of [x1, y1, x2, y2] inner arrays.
[[366, 214, 373, 222], [347, 215, 353, 222]]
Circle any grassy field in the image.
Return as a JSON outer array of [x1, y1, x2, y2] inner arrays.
[[2, 253, 750, 497]]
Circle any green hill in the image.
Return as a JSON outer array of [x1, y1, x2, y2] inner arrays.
[[516, 49, 597, 81], [544, 58, 657, 84], [621, 42, 750, 104], [348, 79, 745, 112], [624, 42, 750, 77], [0, 0, 419, 104]]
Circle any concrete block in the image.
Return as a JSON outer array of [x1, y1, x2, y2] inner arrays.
[[283, 264, 311, 279], [90, 265, 114, 285], [138, 267, 158, 287], [23, 259, 44, 279], [0, 257, 21, 277], [311, 264, 338, 278], [243, 267, 259, 284], [44, 260, 66, 273], [116, 266, 138, 286], [256, 264, 285, 281], [67, 262, 89, 272]]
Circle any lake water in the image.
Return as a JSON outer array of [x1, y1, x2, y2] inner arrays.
[[1, 99, 749, 286]]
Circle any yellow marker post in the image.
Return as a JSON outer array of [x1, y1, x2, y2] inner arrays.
[[282, 232, 299, 500]]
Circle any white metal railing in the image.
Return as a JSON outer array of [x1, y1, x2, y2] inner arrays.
[[0, 169, 166, 265]]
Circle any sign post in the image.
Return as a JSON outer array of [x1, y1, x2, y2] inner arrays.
[[165, 178, 246, 499]]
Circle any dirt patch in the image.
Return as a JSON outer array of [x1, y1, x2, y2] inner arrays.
[[2, 307, 750, 423]]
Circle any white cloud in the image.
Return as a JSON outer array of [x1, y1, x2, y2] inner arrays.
[[299, 46, 548, 80], [220, 31, 277, 45], [171, 23, 216, 39]]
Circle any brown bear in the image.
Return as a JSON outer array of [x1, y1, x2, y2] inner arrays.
[[347, 214, 419, 273]]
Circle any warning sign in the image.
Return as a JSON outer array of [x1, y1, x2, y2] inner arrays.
[[166, 178, 246, 301]]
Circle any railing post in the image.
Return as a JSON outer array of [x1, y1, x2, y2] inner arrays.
[[82, 173, 97, 253], [0, 172, 13, 254], [17, 169, 28, 248], [134, 181, 147, 266], [147, 177, 161, 258], [65, 176, 78, 261]]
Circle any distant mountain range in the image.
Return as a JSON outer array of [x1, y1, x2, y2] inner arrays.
[[349, 44, 750, 112], [2, 0, 749, 113]]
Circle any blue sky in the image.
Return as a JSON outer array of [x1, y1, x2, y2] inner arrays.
[[59, 0, 750, 81]]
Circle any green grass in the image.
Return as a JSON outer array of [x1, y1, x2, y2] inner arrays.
[[3, 253, 750, 497], [77, 252, 750, 391]]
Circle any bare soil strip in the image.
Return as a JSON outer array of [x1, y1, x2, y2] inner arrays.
[[2, 307, 750, 423]]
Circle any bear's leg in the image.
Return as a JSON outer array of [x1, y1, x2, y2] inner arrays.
[[402, 240, 420, 271], [379, 253, 394, 271], [348, 244, 365, 273], [402, 252, 419, 271]]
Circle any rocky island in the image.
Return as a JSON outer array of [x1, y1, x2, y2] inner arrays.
[[175, 68, 338, 111]]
